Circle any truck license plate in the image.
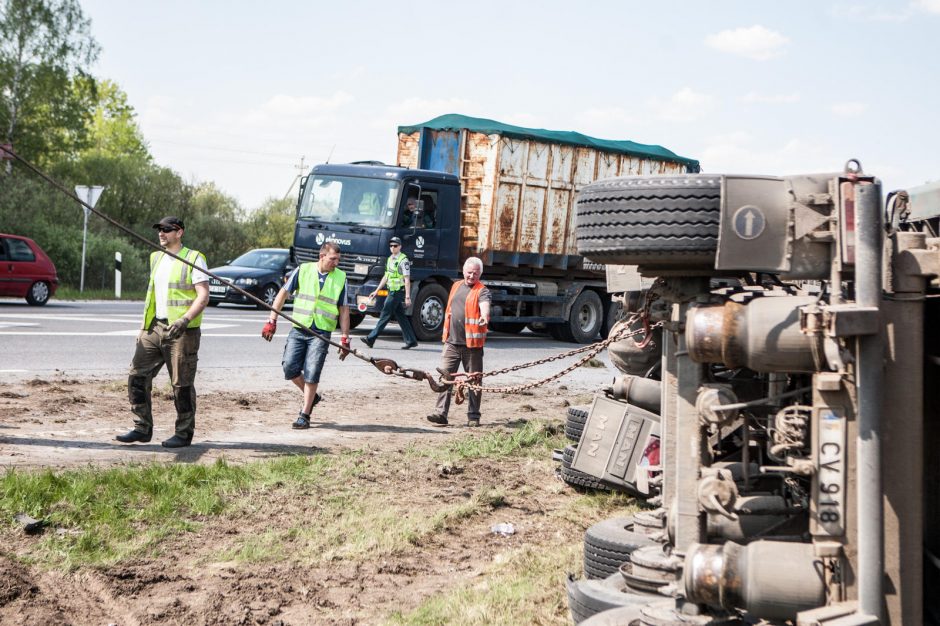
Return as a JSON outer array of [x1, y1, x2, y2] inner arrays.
[[814, 408, 846, 537]]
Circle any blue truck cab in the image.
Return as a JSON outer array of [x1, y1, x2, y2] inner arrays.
[[292, 162, 461, 341]]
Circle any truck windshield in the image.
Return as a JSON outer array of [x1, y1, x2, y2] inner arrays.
[[298, 175, 400, 228]]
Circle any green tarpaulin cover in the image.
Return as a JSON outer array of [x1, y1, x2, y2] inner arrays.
[[398, 113, 699, 171]]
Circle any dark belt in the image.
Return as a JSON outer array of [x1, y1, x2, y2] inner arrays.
[[155, 318, 169, 324]]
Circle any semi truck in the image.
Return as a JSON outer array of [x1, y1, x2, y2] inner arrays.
[[290, 114, 699, 342]]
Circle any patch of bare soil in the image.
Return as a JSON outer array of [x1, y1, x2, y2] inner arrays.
[[0, 378, 593, 625]]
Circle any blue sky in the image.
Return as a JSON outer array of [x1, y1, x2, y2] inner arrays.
[[81, 0, 940, 210]]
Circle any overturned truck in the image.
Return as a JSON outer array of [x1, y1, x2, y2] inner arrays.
[[565, 164, 940, 625]]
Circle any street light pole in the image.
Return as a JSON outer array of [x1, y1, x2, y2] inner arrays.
[[75, 185, 105, 293]]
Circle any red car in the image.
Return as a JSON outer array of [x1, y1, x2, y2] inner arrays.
[[0, 233, 59, 306]]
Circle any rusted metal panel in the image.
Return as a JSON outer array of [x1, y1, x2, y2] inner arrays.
[[398, 126, 695, 266], [520, 186, 546, 253], [397, 132, 420, 168], [573, 148, 598, 186]]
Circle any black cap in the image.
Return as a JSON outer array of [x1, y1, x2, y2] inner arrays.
[[389, 236, 402, 245], [152, 216, 184, 230]]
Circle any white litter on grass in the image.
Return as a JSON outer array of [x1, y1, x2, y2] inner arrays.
[[491, 522, 515, 536]]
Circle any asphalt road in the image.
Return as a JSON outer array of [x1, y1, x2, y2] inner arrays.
[[0, 299, 616, 393]]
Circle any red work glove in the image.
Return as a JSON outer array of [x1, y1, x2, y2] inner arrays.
[[261, 319, 277, 341], [338, 336, 351, 361]]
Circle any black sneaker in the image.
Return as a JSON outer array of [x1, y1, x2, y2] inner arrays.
[[401, 342, 418, 350], [293, 412, 311, 429], [426, 413, 448, 427], [360, 336, 375, 348]]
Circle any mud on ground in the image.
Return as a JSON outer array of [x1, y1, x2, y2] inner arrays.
[[0, 377, 600, 625]]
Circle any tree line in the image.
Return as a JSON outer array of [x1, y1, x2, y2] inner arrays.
[[0, 0, 295, 293]]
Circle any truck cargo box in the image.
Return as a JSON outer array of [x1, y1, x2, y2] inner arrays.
[[397, 114, 699, 269]]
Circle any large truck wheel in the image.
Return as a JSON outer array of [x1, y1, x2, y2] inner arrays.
[[575, 174, 721, 267], [348, 313, 364, 330], [410, 283, 448, 342], [557, 290, 604, 343]]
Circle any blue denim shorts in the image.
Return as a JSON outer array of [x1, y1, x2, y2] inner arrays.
[[282, 327, 331, 383]]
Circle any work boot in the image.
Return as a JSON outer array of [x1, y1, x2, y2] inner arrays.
[[293, 411, 311, 429], [360, 336, 375, 348], [161, 434, 192, 448], [467, 418, 480, 428], [426, 413, 448, 427], [116, 429, 152, 444]]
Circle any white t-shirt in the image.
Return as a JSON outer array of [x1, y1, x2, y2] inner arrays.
[[154, 252, 209, 318]]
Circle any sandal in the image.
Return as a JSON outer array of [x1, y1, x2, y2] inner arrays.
[[292, 411, 311, 429]]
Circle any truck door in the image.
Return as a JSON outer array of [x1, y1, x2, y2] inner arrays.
[[401, 186, 441, 270]]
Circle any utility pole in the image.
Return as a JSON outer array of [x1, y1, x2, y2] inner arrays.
[[75, 185, 105, 293], [283, 155, 307, 200]]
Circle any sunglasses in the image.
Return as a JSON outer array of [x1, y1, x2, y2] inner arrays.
[[389, 243, 401, 247], [157, 226, 179, 233]]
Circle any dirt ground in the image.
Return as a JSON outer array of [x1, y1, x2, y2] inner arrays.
[[0, 375, 599, 625]]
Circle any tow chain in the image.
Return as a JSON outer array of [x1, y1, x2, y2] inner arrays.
[[1, 144, 652, 398], [441, 315, 664, 404]]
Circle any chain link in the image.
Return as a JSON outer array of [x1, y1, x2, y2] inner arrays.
[[441, 315, 664, 398]]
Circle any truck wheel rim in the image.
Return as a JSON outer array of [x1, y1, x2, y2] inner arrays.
[[578, 304, 598, 331], [421, 297, 444, 330]]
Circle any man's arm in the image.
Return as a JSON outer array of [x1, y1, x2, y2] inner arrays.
[[185, 282, 210, 322], [478, 300, 490, 327], [339, 306, 351, 337], [370, 273, 388, 298], [268, 288, 290, 321]]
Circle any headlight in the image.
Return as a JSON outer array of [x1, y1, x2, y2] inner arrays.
[[235, 277, 258, 286]]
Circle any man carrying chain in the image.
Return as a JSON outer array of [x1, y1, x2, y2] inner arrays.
[[261, 242, 351, 429], [361, 236, 418, 349], [117, 216, 209, 448]]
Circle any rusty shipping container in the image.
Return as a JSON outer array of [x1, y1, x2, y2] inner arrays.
[[397, 114, 699, 270]]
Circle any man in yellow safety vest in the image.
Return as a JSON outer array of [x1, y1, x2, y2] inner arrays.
[[361, 236, 418, 349], [261, 242, 351, 429], [117, 216, 210, 448]]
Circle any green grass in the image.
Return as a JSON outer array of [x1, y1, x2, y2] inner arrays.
[[55, 286, 146, 301], [0, 425, 558, 569], [415, 419, 565, 463], [0, 457, 312, 567], [386, 543, 581, 625]]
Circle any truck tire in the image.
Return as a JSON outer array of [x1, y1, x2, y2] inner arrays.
[[567, 573, 655, 624], [583, 518, 655, 580], [410, 282, 449, 342], [575, 174, 722, 267], [602, 300, 623, 339], [560, 445, 612, 492], [557, 290, 604, 344], [348, 313, 364, 330], [565, 405, 590, 442]]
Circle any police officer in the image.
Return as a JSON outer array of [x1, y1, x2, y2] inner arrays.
[[117, 216, 209, 448], [360, 236, 418, 349]]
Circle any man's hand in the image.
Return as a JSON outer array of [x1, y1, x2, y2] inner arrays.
[[338, 336, 351, 361], [261, 319, 277, 341], [165, 317, 189, 341], [368, 291, 378, 300]]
